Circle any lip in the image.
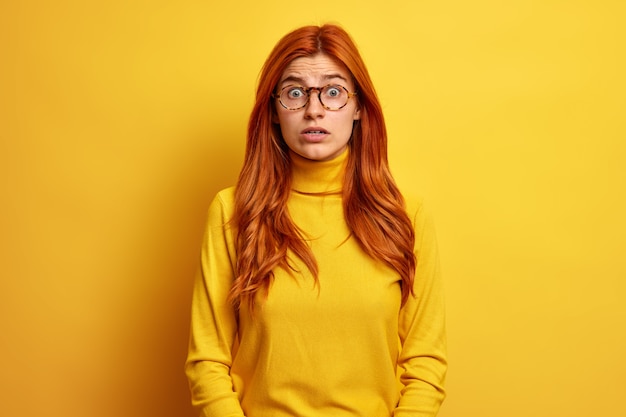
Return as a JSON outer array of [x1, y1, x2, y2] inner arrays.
[[301, 126, 329, 142]]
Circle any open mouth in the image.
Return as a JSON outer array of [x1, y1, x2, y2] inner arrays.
[[302, 128, 329, 135]]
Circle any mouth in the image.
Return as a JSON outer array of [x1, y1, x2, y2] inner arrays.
[[302, 127, 329, 135]]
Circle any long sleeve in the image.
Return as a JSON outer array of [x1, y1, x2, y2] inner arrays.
[[394, 199, 448, 417], [186, 173, 446, 417], [185, 188, 245, 417]]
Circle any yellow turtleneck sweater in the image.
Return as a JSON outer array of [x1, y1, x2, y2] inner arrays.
[[186, 150, 447, 417]]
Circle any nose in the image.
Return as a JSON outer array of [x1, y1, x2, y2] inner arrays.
[[304, 90, 325, 118]]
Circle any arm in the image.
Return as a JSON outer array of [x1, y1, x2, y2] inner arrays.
[[394, 200, 448, 417], [185, 190, 245, 417]]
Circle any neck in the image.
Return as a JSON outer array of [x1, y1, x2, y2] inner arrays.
[[290, 150, 348, 194]]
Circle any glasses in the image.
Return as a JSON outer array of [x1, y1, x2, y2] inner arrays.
[[273, 84, 357, 111]]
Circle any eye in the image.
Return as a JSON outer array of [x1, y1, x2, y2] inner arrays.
[[287, 87, 306, 99], [325, 86, 342, 97]]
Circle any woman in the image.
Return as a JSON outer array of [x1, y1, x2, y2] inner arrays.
[[185, 24, 447, 417]]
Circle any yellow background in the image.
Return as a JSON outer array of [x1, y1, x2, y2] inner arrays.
[[1, 1, 624, 416]]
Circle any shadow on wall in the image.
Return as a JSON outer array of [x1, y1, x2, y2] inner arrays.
[[100, 124, 243, 417]]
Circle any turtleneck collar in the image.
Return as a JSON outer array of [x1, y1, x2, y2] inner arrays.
[[290, 149, 348, 194]]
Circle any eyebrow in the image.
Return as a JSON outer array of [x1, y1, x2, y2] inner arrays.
[[279, 73, 349, 86]]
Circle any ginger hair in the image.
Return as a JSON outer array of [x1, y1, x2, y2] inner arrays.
[[231, 24, 416, 311]]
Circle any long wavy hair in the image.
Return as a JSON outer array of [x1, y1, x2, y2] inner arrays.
[[231, 24, 416, 311]]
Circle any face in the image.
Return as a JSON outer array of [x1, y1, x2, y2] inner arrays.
[[273, 54, 360, 162]]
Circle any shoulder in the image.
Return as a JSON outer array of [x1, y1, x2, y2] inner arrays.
[[213, 186, 236, 206], [399, 190, 437, 243], [207, 186, 236, 225], [398, 189, 428, 224], [401, 192, 425, 220]]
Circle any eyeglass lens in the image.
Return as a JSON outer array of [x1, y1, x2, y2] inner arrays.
[[279, 85, 349, 110]]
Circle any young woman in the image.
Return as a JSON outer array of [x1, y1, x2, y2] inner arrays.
[[185, 24, 447, 417]]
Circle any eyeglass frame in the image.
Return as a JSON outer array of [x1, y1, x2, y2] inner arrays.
[[272, 84, 358, 111]]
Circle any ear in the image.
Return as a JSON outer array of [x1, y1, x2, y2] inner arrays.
[[271, 103, 281, 124], [353, 105, 361, 121]]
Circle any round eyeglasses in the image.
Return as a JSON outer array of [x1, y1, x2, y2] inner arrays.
[[273, 84, 357, 111]]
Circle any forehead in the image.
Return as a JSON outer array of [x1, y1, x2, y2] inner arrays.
[[279, 54, 354, 86]]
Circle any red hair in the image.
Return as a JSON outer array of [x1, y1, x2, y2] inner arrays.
[[231, 24, 416, 311]]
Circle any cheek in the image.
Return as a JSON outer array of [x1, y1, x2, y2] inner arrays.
[[340, 115, 358, 132], [277, 112, 298, 132]]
